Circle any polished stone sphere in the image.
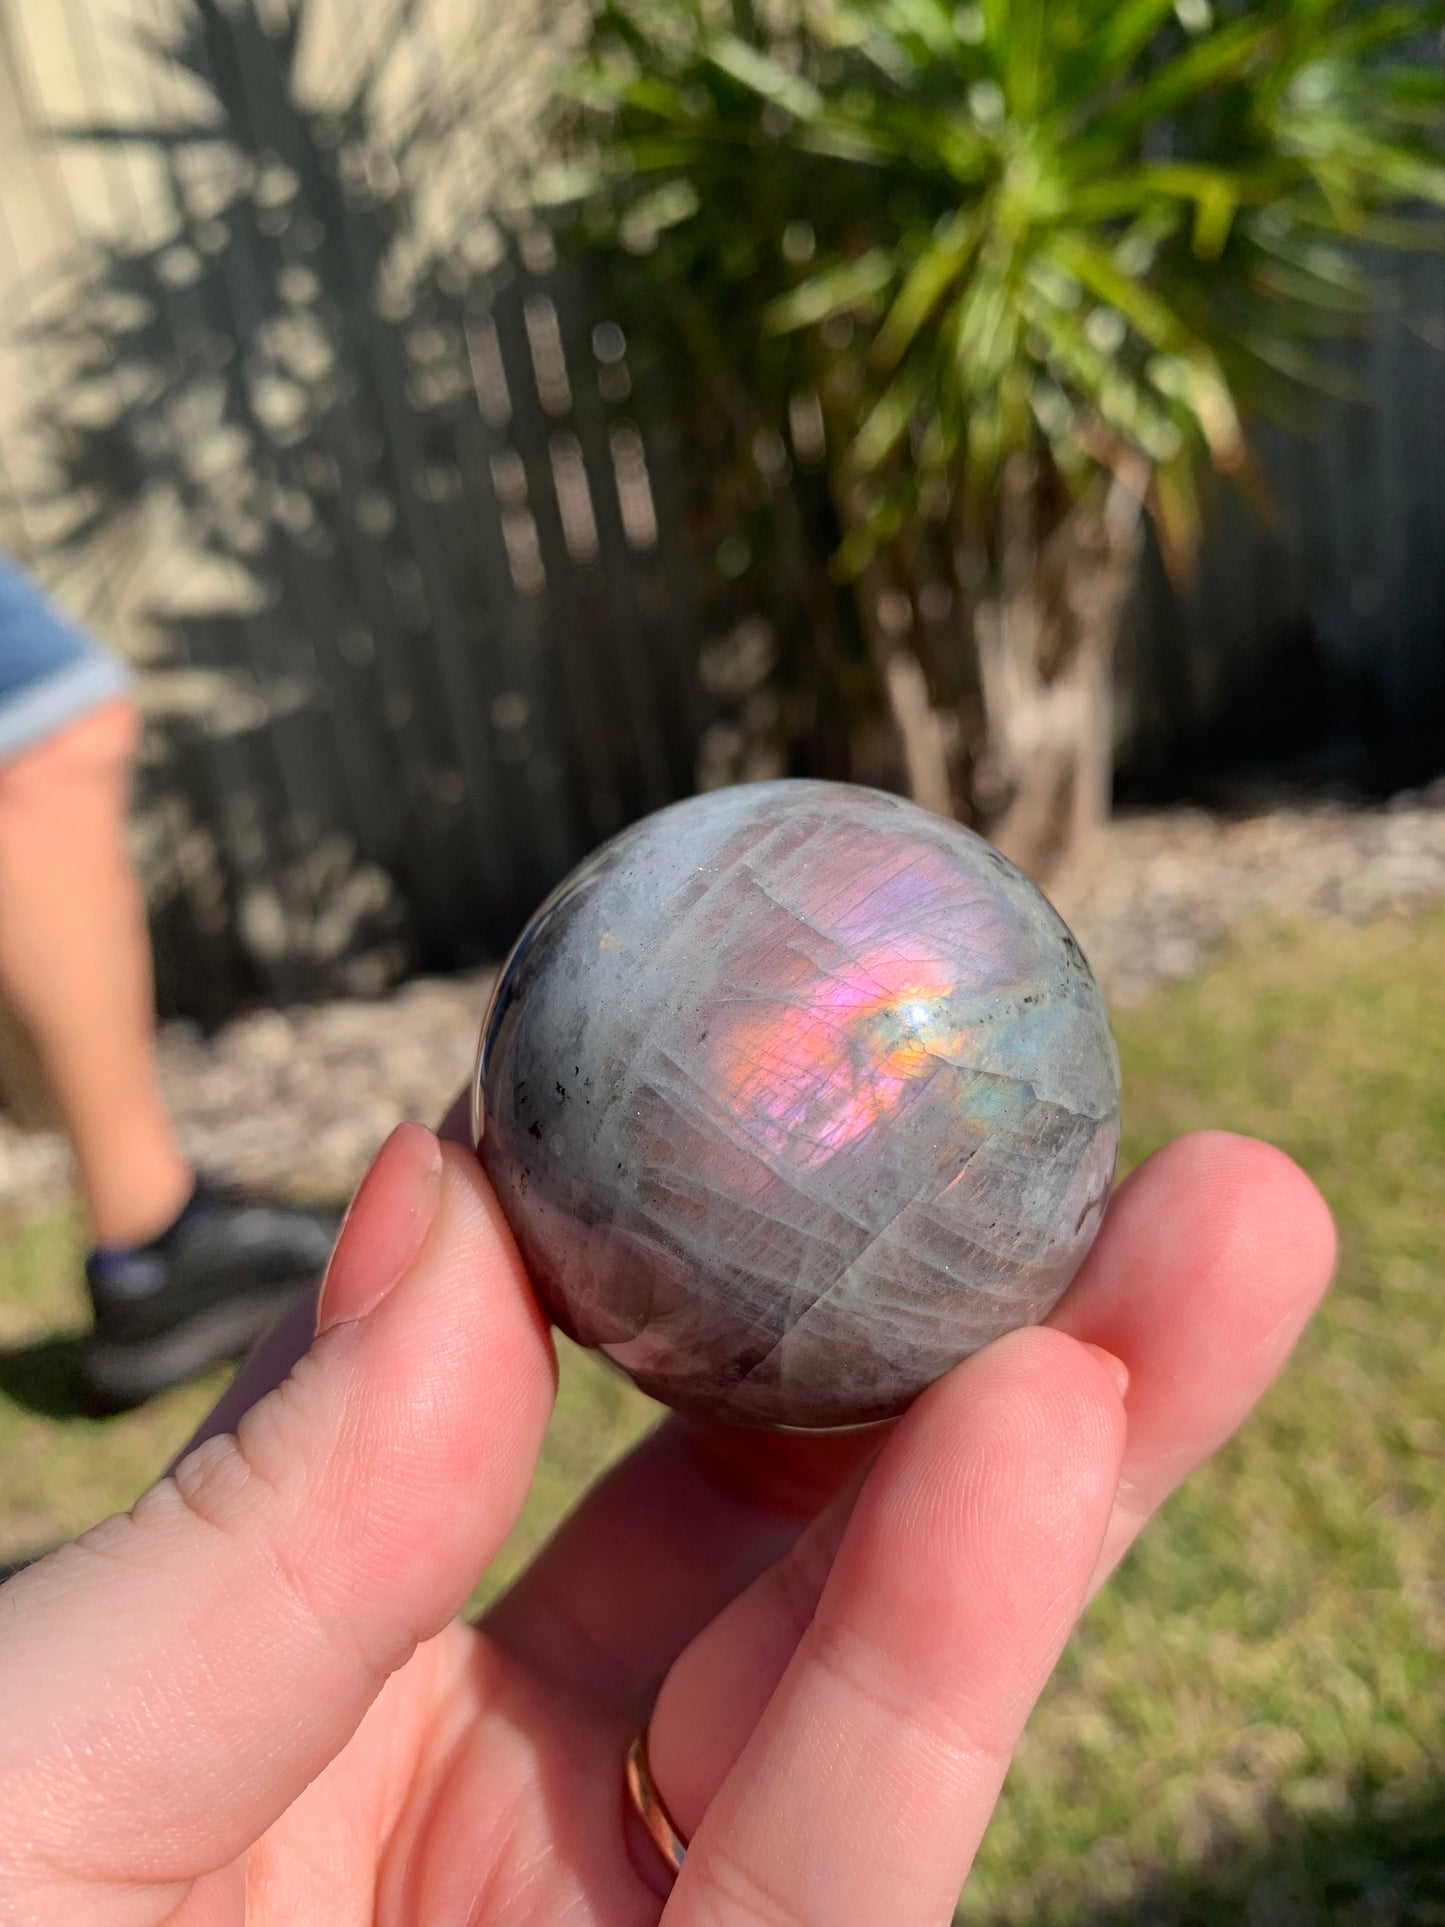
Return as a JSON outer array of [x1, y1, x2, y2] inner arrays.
[[473, 780, 1120, 1428]]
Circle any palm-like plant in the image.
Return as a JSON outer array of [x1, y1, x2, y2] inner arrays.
[[559, 0, 1445, 871]]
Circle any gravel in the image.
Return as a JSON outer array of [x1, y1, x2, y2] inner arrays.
[[3, 782, 1442, 1219], [1054, 778, 1445, 1007]]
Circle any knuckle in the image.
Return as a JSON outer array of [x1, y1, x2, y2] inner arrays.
[[166, 1427, 286, 1540], [807, 1617, 1015, 1782], [685, 1832, 811, 1927], [162, 1426, 407, 1685], [769, 1528, 833, 1648]]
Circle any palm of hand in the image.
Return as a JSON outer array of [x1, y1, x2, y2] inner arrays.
[[0, 1129, 1332, 1927], [245, 1620, 616, 1923]]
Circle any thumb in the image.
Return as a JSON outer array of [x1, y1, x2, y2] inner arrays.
[[0, 1125, 556, 1899]]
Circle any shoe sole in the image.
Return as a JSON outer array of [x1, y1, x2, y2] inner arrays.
[[80, 1277, 318, 1411]]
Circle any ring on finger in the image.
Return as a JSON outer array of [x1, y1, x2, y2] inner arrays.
[[625, 1729, 688, 1878]]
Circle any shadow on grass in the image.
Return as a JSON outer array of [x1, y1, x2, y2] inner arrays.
[[0, 1331, 93, 1420], [0, 1327, 86, 1582], [975, 1778, 1445, 1927], [0, 1542, 62, 1585]]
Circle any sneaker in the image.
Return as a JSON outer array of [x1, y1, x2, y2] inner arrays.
[[80, 1181, 340, 1410]]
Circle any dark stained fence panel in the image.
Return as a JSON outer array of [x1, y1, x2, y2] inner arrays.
[[1120, 247, 1445, 792]]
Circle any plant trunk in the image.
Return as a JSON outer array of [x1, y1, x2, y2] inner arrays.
[[858, 539, 955, 817], [970, 455, 1145, 881], [882, 647, 953, 817]]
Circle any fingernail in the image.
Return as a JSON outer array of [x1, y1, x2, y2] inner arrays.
[[316, 1123, 443, 1333], [1082, 1342, 1130, 1403]]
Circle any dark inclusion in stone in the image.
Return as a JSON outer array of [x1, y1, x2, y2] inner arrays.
[[473, 780, 1121, 1429]]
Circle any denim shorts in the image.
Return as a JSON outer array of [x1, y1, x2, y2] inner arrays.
[[0, 556, 132, 764]]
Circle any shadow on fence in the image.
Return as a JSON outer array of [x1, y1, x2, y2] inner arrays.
[[14, 0, 705, 1021]]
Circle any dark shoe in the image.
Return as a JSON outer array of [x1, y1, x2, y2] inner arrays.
[[80, 1181, 339, 1410]]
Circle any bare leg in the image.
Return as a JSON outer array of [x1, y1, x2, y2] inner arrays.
[[0, 698, 192, 1246]]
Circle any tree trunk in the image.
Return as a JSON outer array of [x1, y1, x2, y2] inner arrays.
[[883, 646, 953, 817], [858, 537, 955, 818], [970, 455, 1145, 882]]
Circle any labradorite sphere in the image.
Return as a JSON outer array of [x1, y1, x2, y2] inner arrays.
[[473, 780, 1120, 1429]]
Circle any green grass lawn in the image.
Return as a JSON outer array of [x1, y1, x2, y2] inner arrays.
[[2, 910, 1442, 1920]]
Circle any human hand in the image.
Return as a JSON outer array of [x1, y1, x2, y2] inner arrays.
[[0, 1123, 1333, 1926]]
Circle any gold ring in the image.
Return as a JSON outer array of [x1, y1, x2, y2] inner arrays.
[[625, 1729, 688, 1876]]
